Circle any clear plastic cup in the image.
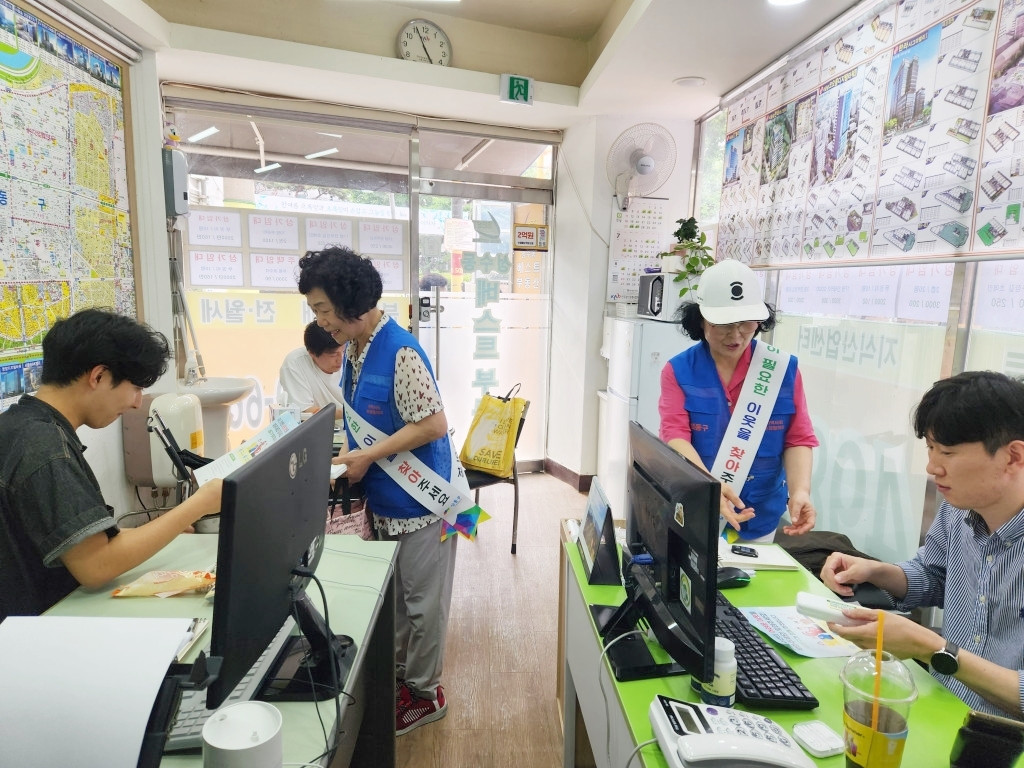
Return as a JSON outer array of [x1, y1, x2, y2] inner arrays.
[[840, 650, 918, 768]]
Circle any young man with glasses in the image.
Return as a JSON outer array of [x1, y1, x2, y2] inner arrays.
[[658, 259, 818, 541]]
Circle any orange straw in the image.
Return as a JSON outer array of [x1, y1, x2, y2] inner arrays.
[[871, 610, 885, 730]]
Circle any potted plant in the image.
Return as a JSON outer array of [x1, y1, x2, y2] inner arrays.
[[658, 217, 715, 298]]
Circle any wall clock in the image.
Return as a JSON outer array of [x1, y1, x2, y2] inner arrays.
[[396, 18, 452, 67]]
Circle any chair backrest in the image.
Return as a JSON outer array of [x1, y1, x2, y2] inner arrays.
[[512, 402, 530, 450]]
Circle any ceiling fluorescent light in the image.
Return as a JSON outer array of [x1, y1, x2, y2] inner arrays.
[[304, 148, 339, 160], [721, 0, 890, 106], [767, 0, 808, 5], [254, 163, 281, 174], [721, 56, 790, 104], [187, 126, 220, 143], [789, 0, 890, 60]]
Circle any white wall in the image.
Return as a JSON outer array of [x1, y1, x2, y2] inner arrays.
[[548, 116, 695, 478]]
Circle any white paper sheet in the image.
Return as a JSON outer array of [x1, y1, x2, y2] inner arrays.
[[0, 616, 190, 768]]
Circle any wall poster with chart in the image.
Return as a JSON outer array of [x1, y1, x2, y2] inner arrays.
[[715, 0, 1024, 267], [606, 197, 667, 302], [0, 0, 135, 412]]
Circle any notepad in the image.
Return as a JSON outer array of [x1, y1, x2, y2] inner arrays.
[[717, 539, 799, 571]]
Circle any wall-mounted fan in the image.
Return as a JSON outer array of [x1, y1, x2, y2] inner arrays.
[[606, 123, 677, 211]]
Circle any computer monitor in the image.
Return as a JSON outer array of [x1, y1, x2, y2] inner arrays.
[[593, 421, 719, 683], [206, 404, 350, 708]]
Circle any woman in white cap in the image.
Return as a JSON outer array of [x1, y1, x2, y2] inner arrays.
[[658, 259, 818, 542]]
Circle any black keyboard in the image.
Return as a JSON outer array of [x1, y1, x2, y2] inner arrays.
[[715, 592, 819, 710]]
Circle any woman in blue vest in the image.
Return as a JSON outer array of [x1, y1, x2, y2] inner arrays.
[[297, 247, 455, 736], [659, 259, 819, 542]]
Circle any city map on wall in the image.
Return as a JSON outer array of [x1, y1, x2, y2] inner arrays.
[[718, 0, 1024, 265], [0, 0, 135, 352]]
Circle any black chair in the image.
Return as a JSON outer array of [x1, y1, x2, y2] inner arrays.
[[464, 403, 529, 554]]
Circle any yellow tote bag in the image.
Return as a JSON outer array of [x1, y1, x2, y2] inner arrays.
[[460, 384, 528, 478]]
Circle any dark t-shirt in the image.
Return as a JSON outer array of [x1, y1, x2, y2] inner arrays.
[[0, 395, 119, 621]]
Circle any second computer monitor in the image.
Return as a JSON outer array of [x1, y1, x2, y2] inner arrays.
[[626, 421, 720, 680], [207, 404, 336, 709]]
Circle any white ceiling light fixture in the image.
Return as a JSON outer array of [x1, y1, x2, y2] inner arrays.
[[721, 55, 790, 104], [673, 76, 707, 88], [767, 0, 808, 5], [186, 126, 219, 143], [253, 163, 281, 174], [304, 147, 339, 159]]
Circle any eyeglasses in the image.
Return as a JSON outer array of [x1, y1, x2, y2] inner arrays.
[[707, 320, 760, 333]]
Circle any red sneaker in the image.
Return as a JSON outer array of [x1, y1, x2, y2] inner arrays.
[[396, 685, 446, 736], [396, 679, 412, 705]]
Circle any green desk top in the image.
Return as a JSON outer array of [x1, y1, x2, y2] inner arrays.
[[48, 533, 397, 767], [564, 540, 1022, 768]]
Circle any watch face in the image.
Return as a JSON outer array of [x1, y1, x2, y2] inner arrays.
[[932, 645, 959, 675], [397, 19, 451, 67]]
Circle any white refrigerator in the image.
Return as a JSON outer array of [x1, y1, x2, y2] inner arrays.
[[597, 317, 696, 519]]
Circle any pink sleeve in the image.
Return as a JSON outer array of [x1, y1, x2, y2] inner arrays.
[[658, 362, 692, 443], [784, 366, 819, 448]]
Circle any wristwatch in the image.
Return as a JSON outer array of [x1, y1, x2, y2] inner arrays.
[[930, 640, 960, 675]]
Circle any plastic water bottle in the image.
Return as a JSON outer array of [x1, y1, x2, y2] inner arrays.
[[700, 637, 737, 707]]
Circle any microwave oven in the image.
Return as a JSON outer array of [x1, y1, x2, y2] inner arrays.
[[637, 273, 684, 322]]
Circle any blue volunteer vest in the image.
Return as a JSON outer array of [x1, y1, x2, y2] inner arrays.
[[668, 339, 798, 539], [341, 317, 451, 519]]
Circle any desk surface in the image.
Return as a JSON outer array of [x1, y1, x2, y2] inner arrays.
[[563, 541, 1023, 768], [47, 533, 397, 767]]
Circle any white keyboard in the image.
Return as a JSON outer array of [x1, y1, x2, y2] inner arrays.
[[164, 616, 296, 752]]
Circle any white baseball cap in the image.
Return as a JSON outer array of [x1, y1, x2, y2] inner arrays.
[[694, 259, 769, 325]]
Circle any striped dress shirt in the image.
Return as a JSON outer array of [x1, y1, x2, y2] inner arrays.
[[895, 500, 1024, 717]]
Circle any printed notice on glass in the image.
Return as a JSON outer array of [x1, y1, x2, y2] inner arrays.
[[188, 211, 242, 247], [250, 253, 300, 289], [188, 251, 244, 287], [971, 260, 1024, 332], [305, 218, 353, 251], [370, 259, 404, 292], [359, 221, 404, 255], [249, 214, 299, 250], [895, 263, 954, 323]]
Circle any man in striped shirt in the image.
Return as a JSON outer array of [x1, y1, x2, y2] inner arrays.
[[821, 371, 1024, 718]]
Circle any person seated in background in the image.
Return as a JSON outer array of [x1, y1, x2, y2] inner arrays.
[[0, 309, 222, 623], [822, 371, 1024, 719], [278, 321, 345, 416], [658, 259, 818, 542]]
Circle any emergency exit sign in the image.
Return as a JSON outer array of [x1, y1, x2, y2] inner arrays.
[[500, 74, 534, 105]]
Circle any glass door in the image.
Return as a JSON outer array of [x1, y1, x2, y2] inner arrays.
[[413, 131, 554, 466], [163, 95, 555, 463]]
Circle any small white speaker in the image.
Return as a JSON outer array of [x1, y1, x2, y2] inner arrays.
[[202, 701, 282, 768]]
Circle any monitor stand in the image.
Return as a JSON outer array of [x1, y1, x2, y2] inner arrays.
[[257, 591, 355, 702], [589, 599, 686, 683]]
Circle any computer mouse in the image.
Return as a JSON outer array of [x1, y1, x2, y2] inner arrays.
[[717, 566, 751, 589]]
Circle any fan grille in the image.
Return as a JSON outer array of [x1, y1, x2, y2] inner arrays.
[[606, 123, 677, 197]]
